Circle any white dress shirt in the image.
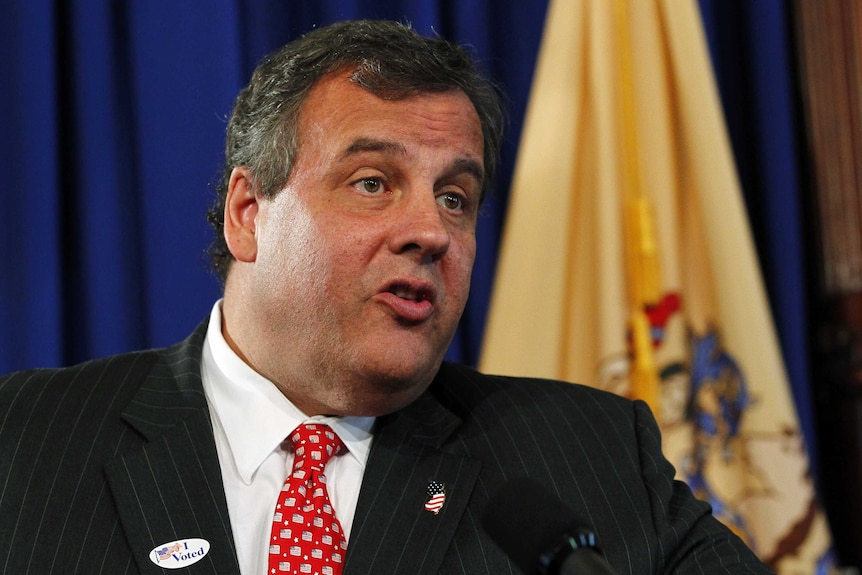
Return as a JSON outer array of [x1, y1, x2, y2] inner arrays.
[[200, 300, 375, 575]]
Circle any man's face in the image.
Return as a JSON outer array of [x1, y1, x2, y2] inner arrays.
[[222, 71, 484, 416]]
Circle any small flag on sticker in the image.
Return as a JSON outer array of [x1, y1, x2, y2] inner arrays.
[[424, 481, 446, 515]]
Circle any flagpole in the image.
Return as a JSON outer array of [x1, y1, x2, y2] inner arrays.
[[615, 0, 661, 415]]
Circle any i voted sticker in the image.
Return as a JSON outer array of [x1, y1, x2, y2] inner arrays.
[[149, 538, 210, 569]]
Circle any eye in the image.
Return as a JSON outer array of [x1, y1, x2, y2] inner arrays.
[[357, 177, 383, 194], [437, 192, 464, 211]]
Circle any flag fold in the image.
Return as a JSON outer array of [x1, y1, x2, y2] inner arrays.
[[480, 0, 834, 571]]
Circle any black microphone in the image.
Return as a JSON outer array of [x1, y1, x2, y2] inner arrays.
[[482, 477, 618, 575]]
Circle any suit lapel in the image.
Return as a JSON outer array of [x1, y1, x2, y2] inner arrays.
[[104, 323, 480, 574], [105, 323, 240, 574], [345, 388, 481, 575]]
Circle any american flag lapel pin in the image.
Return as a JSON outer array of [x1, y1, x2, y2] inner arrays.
[[424, 481, 446, 515]]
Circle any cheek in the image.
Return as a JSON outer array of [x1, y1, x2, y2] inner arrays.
[[460, 231, 477, 270], [447, 235, 477, 300], [256, 202, 326, 295]]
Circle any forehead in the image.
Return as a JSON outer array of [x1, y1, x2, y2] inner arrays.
[[295, 72, 484, 164]]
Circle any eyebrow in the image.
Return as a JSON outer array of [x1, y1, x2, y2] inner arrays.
[[448, 157, 485, 188], [342, 138, 406, 158], [341, 137, 485, 186]]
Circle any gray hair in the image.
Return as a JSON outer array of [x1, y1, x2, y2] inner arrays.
[[206, 19, 506, 283]]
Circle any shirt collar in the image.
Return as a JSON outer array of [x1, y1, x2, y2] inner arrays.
[[201, 300, 375, 485]]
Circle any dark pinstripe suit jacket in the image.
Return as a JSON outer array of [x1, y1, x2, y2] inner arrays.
[[0, 321, 770, 574]]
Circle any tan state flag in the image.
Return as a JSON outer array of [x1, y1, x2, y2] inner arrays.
[[480, 0, 834, 572]]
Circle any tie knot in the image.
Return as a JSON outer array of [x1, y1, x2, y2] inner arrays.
[[289, 423, 344, 472]]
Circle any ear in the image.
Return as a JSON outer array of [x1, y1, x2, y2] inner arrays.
[[224, 166, 259, 263]]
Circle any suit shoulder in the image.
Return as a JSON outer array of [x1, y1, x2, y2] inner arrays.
[[435, 361, 630, 400], [0, 349, 159, 420], [1, 348, 158, 386], [432, 361, 636, 419], [0, 318, 207, 398]]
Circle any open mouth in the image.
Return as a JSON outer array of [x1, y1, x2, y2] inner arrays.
[[380, 281, 437, 322], [389, 285, 431, 302]]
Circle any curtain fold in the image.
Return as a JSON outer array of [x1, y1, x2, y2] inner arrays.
[[2, 1, 64, 369], [698, 0, 817, 478], [0, 0, 550, 372]]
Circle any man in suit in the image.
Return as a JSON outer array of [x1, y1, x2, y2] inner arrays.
[[0, 20, 771, 574]]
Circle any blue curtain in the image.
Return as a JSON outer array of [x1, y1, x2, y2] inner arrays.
[[0, 0, 549, 372], [698, 0, 817, 472], [2, 1, 813, 470]]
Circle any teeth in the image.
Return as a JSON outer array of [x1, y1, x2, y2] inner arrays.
[[391, 287, 412, 300], [391, 286, 426, 301]]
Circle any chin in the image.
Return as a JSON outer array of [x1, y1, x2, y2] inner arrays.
[[353, 378, 433, 417], [345, 356, 441, 408], [368, 362, 437, 393], [353, 334, 445, 376]]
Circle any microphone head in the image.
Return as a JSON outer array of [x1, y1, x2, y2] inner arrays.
[[482, 477, 600, 574]]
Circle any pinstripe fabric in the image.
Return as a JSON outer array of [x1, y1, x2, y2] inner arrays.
[[347, 362, 772, 574], [0, 323, 238, 574], [0, 321, 770, 574], [1, 351, 156, 574]]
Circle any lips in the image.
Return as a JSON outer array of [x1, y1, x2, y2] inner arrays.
[[388, 284, 431, 302], [378, 280, 437, 322]]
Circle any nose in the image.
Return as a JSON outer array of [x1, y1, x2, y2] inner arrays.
[[390, 191, 451, 263]]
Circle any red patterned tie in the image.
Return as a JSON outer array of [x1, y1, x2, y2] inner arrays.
[[268, 423, 347, 575]]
